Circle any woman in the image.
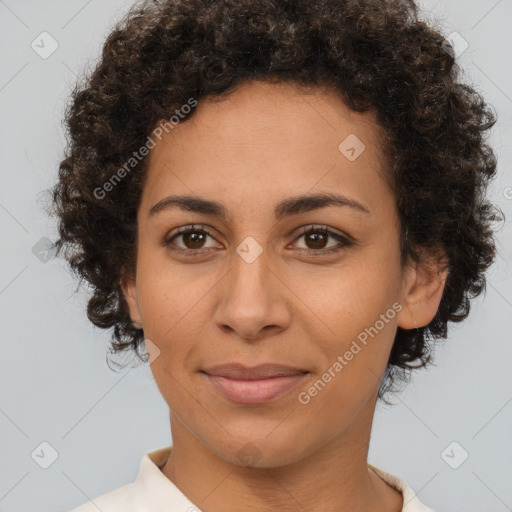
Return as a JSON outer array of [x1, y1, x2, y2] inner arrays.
[[52, 0, 501, 510]]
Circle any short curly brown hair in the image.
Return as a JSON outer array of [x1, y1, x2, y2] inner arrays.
[[50, 0, 502, 400]]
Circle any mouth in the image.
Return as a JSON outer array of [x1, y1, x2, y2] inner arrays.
[[201, 363, 309, 404]]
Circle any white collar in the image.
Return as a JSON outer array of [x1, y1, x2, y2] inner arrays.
[[130, 445, 434, 511]]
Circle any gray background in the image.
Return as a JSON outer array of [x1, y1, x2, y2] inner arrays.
[[1, 1, 511, 511]]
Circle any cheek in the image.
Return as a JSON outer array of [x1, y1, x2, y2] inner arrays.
[[296, 293, 399, 426], [135, 244, 216, 337], [291, 252, 401, 383], [293, 253, 399, 335]]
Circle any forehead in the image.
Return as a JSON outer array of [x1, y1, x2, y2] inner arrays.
[[140, 80, 390, 217]]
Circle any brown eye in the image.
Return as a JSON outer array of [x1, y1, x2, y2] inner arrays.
[[181, 231, 207, 249], [164, 225, 219, 253], [304, 231, 329, 250], [292, 226, 353, 255]]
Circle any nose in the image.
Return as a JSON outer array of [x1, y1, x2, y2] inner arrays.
[[213, 244, 292, 341]]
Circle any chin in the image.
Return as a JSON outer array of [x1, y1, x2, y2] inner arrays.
[[203, 427, 317, 469]]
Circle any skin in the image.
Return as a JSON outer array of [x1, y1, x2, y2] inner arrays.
[[121, 80, 447, 512]]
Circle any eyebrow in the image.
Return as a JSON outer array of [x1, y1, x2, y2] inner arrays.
[[148, 192, 371, 220]]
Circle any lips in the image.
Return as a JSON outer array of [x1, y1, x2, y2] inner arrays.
[[202, 363, 307, 379], [201, 363, 309, 404]]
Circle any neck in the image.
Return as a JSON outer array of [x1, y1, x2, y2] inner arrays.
[[160, 397, 403, 512]]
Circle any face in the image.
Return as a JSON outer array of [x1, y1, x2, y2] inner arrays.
[[122, 80, 444, 468]]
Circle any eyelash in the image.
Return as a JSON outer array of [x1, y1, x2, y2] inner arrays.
[[162, 224, 354, 257]]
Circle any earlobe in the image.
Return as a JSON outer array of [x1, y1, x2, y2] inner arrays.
[[397, 252, 449, 330], [120, 275, 143, 328]]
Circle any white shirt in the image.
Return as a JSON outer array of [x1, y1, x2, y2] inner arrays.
[[69, 445, 435, 512]]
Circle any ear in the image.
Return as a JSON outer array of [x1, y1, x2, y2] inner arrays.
[[397, 248, 449, 330], [120, 274, 143, 328]]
